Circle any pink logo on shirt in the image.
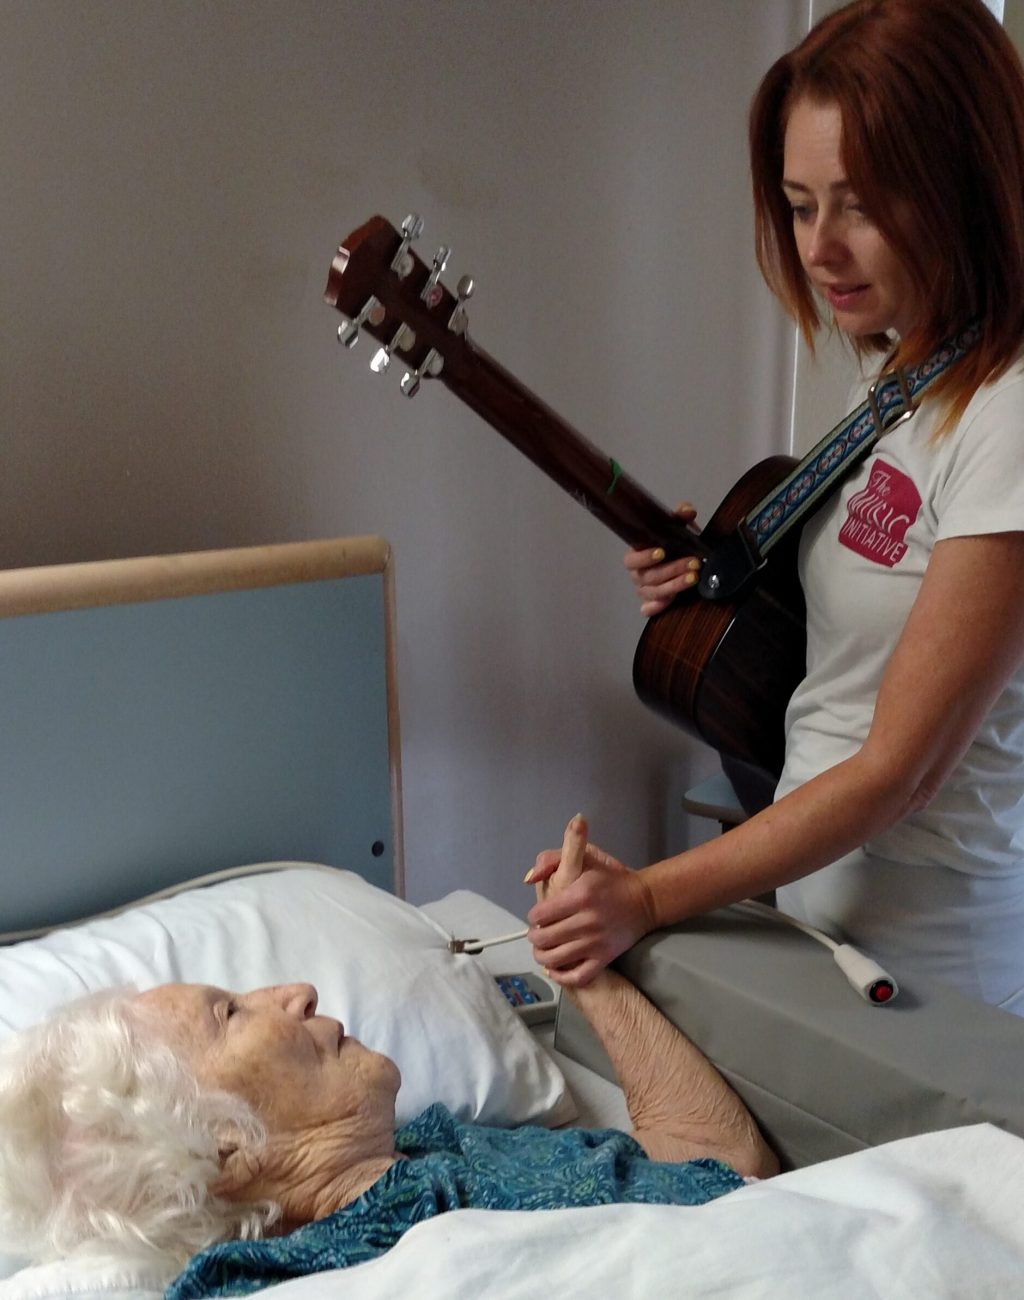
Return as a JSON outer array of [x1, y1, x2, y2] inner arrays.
[[838, 460, 922, 567]]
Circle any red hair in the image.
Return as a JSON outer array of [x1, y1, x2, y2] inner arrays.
[[750, 0, 1024, 433]]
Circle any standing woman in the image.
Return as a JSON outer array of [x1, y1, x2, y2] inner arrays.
[[528, 0, 1024, 1013]]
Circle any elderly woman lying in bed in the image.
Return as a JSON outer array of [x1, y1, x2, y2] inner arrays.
[[0, 818, 777, 1297]]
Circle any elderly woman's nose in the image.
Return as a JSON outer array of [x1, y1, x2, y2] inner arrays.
[[282, 983, 318, 1018], [248, 983, 319, 1017]]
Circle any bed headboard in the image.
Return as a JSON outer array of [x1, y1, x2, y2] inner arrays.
[[0, 536, 402, 938]]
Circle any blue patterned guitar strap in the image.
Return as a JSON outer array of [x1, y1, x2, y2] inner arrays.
[[699, 320, 982, 600]]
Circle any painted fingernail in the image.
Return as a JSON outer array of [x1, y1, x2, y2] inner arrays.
[[650, 548, 665, 562], [687, 558, 701, 571], [523, 868, 535, 883], [683, 572, 697, 585]]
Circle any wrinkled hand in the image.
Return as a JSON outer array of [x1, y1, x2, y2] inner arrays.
[[525, 816, 656, 987], [624, 501, 701, 617], [531, 812, 588, 905]]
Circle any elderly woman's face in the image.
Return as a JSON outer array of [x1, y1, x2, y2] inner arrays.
[[134, 982, 401, 1134]]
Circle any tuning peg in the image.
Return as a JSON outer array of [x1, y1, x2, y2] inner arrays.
[[400, 348, 444, 398], [448, 274, 474, 335], [391, 212, 424, 280], [337, 295, 385, 348], [370, 324, 416, 375], [421, 245, 451, 307], [401, 212, 424, 239]]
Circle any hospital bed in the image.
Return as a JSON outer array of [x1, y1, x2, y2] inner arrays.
[[1, 537, 1023, 1300]]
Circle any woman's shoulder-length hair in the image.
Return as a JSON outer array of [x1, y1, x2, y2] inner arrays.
[[750, 0, 1024, 433]]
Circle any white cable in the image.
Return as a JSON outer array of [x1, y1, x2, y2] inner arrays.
[[448, 927, 529, 955], [738, 899, 898, 1005], [738, 898, 839, 949], [450, 902, 898, 1004]]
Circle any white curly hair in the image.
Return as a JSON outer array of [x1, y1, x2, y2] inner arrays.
[[0, 987, 279, 1277]]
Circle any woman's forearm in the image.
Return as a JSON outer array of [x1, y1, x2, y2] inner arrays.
[[640, 748, 909, 930], [645, 532, 1024, 928], [526, 756, 914, 982], [568, 967, 777, 1177]]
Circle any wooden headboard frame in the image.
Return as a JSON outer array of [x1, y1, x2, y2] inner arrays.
[[0, 536, 403, 938]]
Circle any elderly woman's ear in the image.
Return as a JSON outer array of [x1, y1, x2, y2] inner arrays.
[[212, 1127, 265, 1200]]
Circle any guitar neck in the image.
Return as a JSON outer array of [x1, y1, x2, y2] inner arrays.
[[444, 339, 709, 560], [326, 214, 707, 560]]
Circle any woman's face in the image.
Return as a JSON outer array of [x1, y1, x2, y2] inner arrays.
[[135, 982, 401, 1135], [782, 97, 920, 339]]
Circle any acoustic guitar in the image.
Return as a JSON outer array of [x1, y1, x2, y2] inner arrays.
[[323, 214, 813, 780]]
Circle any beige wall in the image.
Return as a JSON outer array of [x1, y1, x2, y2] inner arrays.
[[1005, 0, 1024, 51], [1, 1, 802, 909]]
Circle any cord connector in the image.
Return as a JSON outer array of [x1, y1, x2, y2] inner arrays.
[[447, 927, 529, 956]]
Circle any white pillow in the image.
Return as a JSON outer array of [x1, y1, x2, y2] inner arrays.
[[0, 864, 574, 1132], [0, 866, 576, 1288]]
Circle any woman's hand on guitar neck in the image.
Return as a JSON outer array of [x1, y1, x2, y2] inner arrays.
[[624, 502, 701, 616]]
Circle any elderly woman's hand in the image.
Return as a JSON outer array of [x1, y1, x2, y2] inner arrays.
[[525, 817, 657, 987], [531, 813, 587, 904], [624, 502, 701, 617]]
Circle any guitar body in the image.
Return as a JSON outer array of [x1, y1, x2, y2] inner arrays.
[[633, 457, 806, 779]]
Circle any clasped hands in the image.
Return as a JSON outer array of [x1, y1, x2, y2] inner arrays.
[[525, 814, 656, 987]]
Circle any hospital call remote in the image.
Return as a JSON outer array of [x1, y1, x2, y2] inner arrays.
[[494, 972, 559, 1025]]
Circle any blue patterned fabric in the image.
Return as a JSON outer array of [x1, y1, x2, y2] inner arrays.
[[167, 1104, 744, 1298]]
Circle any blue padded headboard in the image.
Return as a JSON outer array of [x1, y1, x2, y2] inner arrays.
[[0, 537, 402, 937]]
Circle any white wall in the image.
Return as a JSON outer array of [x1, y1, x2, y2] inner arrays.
[[1, 1, 802, 913]]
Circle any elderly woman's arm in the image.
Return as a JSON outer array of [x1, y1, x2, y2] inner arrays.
[[542, 818, 778, 1180]]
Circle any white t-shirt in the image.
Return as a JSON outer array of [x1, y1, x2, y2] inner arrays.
[[775, 354, 1024, 1010]]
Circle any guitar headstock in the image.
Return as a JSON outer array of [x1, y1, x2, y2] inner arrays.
[[324, 213, 473, 396]]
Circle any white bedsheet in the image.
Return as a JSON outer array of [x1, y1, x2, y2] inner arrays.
[[246, 1123, 1024, 1300]]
